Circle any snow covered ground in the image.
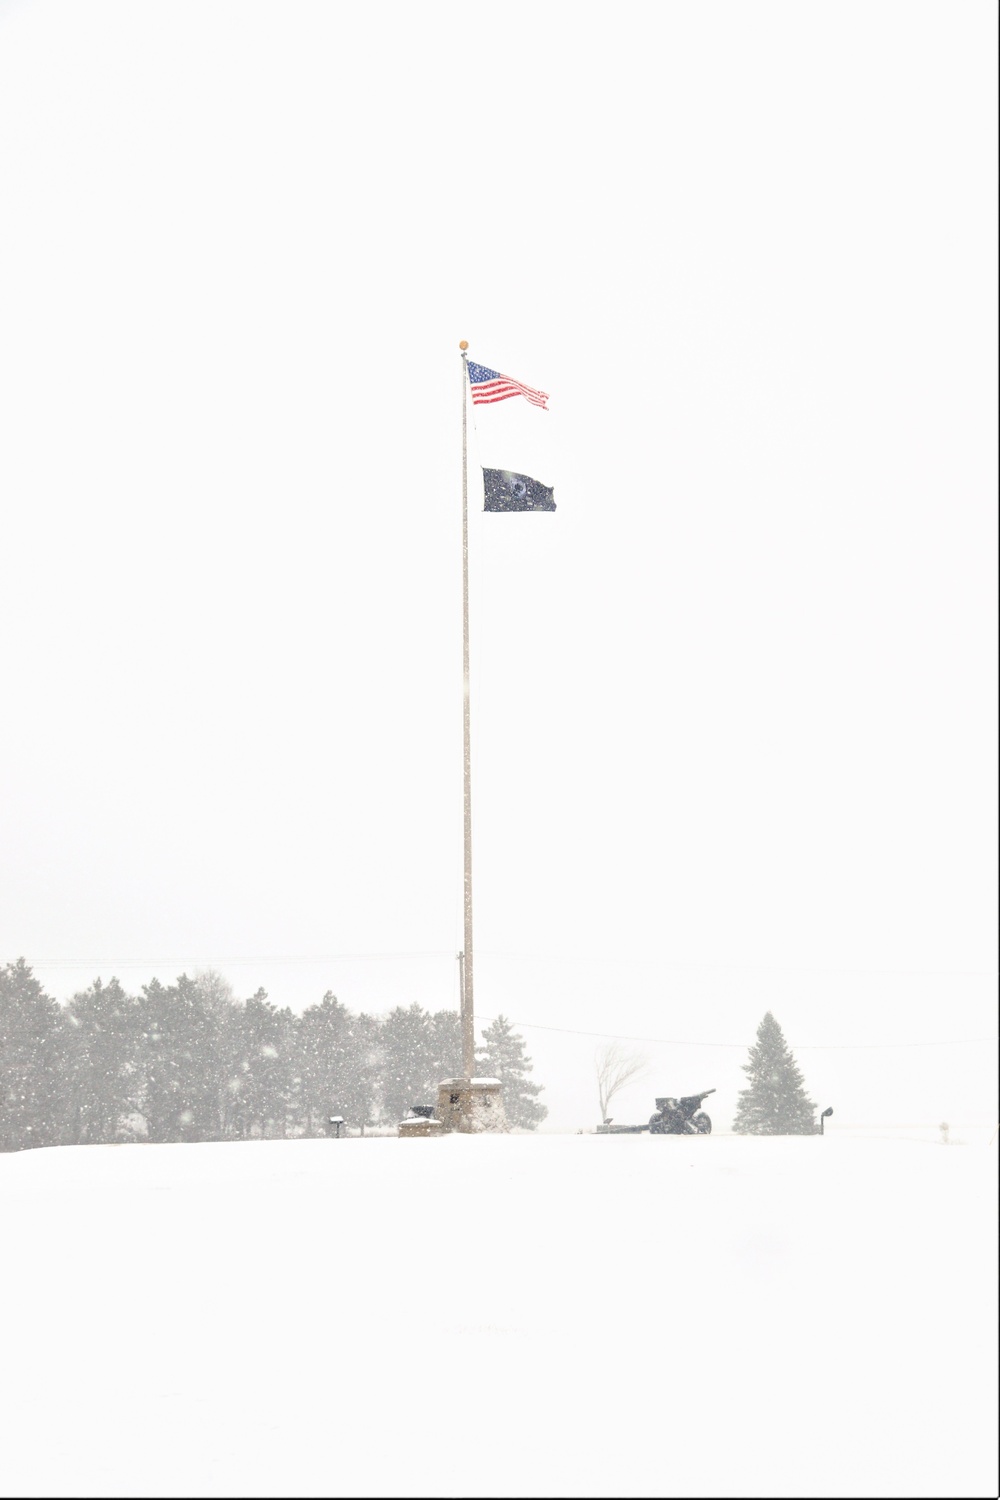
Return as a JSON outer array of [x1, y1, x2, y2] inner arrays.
[[2, 1131, 996, 1499]]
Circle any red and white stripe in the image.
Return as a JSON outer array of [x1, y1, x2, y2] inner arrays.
[[470, 375, 549, 410]]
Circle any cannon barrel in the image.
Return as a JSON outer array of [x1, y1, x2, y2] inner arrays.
[[655, 1089, 716, 1107]]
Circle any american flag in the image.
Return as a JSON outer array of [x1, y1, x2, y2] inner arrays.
[[467, 361, 549, 410]]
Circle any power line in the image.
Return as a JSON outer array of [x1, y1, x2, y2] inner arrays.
[[11, 957, 994, 1051], [25, 951, 453, 970], [481, 951, 998, 980], [23, 950, 998, 980], [479, 1016, 998, 1051]]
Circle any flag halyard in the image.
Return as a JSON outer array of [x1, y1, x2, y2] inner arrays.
[[466, 356, 555, 512]]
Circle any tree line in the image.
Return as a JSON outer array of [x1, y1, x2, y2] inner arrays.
[[0, 958, 546, 1153]]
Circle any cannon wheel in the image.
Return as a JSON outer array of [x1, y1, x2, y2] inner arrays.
[[691, 1111, 712, 1134]]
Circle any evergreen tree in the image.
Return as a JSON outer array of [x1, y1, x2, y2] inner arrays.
[[295, 993, 379, 1135], [137, 974, 234, 1142], [0, 958, 68, 1151], [343, 1010, 381, 1132], [64, 977, 143, 1144], [378, 1004, 440, 1124], [227, 989, 296, 1139], [476, 1015, 547, 1131], [732, 1011, 816, 1135], [429, 1008, 462, 1085]]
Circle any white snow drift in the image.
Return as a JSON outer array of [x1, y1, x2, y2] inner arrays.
[[1, 1131, 996, 1498]]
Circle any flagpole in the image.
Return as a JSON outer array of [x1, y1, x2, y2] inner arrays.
[[459, 340, 476, 1083]]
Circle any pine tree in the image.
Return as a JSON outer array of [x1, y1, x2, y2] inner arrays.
[[227, 989, 296, 1139], [378, 1004, 441, 1124], [476, 1015, 547, 1131], [732, 1011, 817, 1135], [296, 993, 380, 1136], [0, 958, 68, 1151], [65, 977, 143, 1144], [137, 974, 236, 1143], [428, 1009, 462, 1086]]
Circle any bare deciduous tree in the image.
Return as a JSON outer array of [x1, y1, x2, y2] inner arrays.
[[595, 1042, 648, 1124]]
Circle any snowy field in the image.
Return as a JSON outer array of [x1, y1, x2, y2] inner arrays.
[[2, 1132, 996, 1499]]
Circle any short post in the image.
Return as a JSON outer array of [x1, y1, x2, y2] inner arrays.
[[819, 1107, 833, 1136]]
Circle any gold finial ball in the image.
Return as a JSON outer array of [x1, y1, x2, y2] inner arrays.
[[459, 340, 469, 350]]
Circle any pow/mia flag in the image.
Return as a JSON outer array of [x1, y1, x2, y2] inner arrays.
[[482, 468, 556, 513]]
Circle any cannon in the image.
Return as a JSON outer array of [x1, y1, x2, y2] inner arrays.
[[596, 1089, 715, 1135], [649, 1090, 715, 1134]]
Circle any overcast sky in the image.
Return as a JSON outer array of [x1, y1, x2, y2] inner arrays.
[[1, 0, 996, 1132]]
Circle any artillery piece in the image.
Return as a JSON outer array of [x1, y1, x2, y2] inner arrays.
[[597, 1089, 715, 1135]]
